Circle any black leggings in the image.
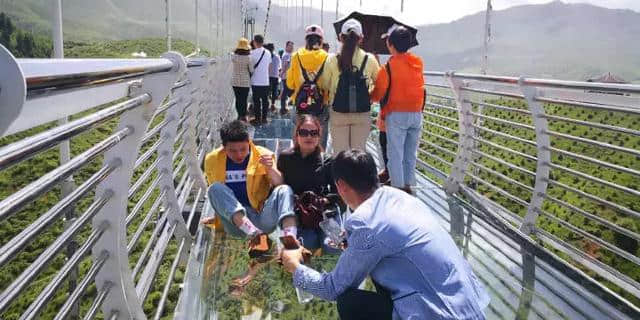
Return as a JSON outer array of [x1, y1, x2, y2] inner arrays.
[[251, 85, 270, 121], [269, 77, 279, 103], [337, 283, 393, 320], [379, 131, 388, 168], [281, 83, 292, 111], [232, 86, 250, 118]]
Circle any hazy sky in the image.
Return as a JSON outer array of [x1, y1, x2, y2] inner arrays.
[[285, 0, 640, 25]]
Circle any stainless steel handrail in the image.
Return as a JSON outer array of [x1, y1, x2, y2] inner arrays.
[[0, 127, 131, 222], [21, 59, 174, 97], [425, 71, 640, 95], [20, 223, 108, 320], [128, 191, 166, 252], [53, 251, 110, 320], [0, 164, 116, 268], [0, 194, 111, 313], [126, 173, 164, 226], [0, 94, 149, 171]]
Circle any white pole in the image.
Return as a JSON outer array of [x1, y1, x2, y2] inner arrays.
[[401, 0, 404, 12], [52, 1, 70, 170], [321, 0, 324, 31], [195, 0, 200, 53], [221, 0, 225, 50], [481, 0, 492, 75], [52, 0, 63, 59], [166, 0, 172, 51], [209, 0, 213, 55], [53, 1, 79, 318]]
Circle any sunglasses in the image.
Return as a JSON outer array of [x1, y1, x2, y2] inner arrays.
[[297, 128, 320, 137]]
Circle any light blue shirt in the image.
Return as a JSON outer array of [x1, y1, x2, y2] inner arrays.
[[293, 186, 490, 319]]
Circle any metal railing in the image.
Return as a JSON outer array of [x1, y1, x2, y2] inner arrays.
[[412, 71, 640, 314], [0, 44, 235, 319]]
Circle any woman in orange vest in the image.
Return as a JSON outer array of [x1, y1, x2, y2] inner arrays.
[[371, 25, 425, 194]]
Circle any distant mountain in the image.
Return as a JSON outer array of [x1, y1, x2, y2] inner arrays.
[[1, 0, 639, 82], [415, 1, 640, 82]]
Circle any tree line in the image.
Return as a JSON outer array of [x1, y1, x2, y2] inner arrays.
[[0, 12, 51, 58]]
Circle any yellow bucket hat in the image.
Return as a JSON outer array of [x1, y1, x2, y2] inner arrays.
[[236, 38, 251, 50]]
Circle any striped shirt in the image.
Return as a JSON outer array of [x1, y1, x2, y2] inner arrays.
[[231, 54, 252, 88]]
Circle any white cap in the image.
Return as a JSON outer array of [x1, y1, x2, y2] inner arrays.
[[381, 24, 401, 39], [341, 18, 363, 37]]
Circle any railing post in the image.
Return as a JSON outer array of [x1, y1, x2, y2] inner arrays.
[[444, 72, 475, 195], [518, 77, 551, 236], [91, 53, 185, 319], [183, 64, 209, 192], [155, 54, 193, 263], [0, 45, 26, 136]]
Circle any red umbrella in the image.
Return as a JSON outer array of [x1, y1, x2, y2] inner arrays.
[[333, 11, 419, 55]]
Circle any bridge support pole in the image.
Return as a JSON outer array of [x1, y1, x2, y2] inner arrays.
[[518, 77, 551, 236], [444, 72, 474, 195]]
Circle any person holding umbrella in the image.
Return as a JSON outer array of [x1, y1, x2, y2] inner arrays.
[[323, 18, 381, 153], [371, 25, 425, 195]]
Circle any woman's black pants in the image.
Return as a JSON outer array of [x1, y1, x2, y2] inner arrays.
[[232, 86, 249, 118]]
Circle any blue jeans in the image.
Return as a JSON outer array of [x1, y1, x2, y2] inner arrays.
[[208, 183, 295, 238], [385, 112, 423, 188]]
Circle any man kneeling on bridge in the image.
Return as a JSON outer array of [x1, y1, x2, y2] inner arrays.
[[281, 150, 490, 320], [201, 120, 293, 262]]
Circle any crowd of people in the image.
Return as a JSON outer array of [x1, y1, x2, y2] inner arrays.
[[208, 18, 490, 320]]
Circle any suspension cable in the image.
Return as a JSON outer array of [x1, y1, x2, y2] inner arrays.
[[264, 0, 272, 36]]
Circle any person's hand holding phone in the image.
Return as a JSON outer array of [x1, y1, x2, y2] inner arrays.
[[259, 154, 274, 168]]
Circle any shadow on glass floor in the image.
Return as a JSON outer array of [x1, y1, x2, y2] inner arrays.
[[177, 119, 637, 319]]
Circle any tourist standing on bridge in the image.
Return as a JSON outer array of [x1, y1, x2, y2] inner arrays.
[[281, 150, 490, 319], [371, 25, 425, 194], [324, 19, 380, 154], [231, 38, 253, 122], [250, 35, 272, 125], [280, 41, 294, 115], [286, 25, 330, 148], [265, 43, 281, 113], [201, 120, 294, 258]]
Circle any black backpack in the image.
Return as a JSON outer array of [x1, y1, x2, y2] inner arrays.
[[294, 55, 327, 116], [332, 55, 371, 113]]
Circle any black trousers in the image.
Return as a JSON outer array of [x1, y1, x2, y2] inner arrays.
[[379, 131, 388, 168], [280, 82, 293, 111], [269, 77, 280, 104], [232, 86, 250, 118], [337, 283, 393, 320], [251, 85, 270, 121]]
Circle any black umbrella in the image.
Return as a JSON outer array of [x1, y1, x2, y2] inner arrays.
[[333, 11, 419, 55]]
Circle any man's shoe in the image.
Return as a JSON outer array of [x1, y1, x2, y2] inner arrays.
[[249, 118, 262, 126], [270, 104, 277, 112], [261, 118, 269, 125], [280, 108, 289, 116], [402, 186, 414, 196]]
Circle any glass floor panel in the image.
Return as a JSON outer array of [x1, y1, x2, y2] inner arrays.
[[175, 118, 638, 320]]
